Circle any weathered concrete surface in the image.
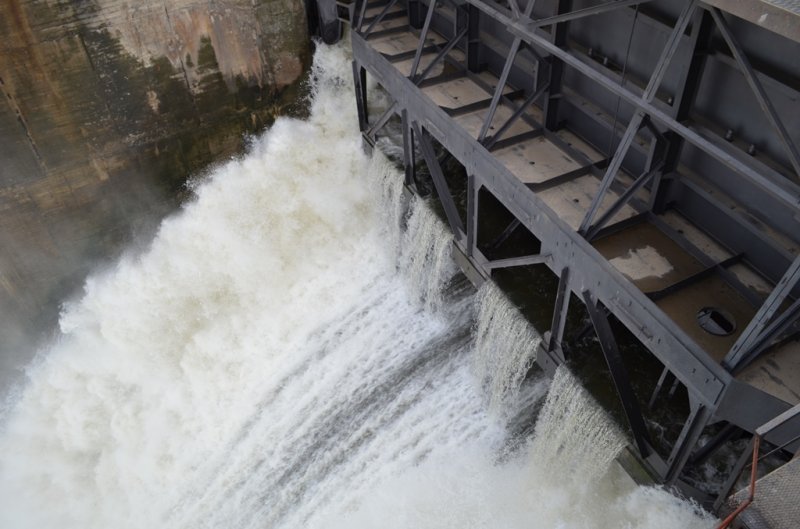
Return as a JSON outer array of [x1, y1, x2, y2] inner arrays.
[[0, 0, 311, 389]]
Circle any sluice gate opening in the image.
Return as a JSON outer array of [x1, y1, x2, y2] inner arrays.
[[331, 0, 800, 514]]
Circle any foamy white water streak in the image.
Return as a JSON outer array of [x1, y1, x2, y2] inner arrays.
[[0, 44, 716, 529]]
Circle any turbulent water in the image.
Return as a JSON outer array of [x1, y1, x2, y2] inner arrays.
[[0, 44, 717, 529]]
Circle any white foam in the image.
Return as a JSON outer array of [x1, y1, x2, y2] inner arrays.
[[0, 43, 716, 529]]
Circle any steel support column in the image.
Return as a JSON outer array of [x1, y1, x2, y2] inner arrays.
[[548, 268, 571, 361], [708, 6, 800, 180], [543, 0, 570, 131], [651, 7, 714, 212], [578, 0, 697, 235], [583, 291, 653, 457], [408, 0, 423, 28], [467, 172, 479, 256], [531, 0, 652, 27], [402, 109, 417, 188], [477, 0, 537, 142], [724, 255, 800, 371], [409, 0, 437, 79], [665, 401, 712, 484], [464, 0, 800, 207], [352, 61, 369, 132], [414, 121, 466, 239]]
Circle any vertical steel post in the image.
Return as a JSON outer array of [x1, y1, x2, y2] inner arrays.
[[583, 291, 652, 457], [651, 8, 714, 213], [724, 255, 800, 371], [548, 268, 571, 362], [466, 4, 482, 72], [408, 0, 423, 28], [543, 0, 570, 131], [352, 61, 369, 132], [413, 121, 466, 240], [665, 402, 712, 484], [466, 172, 479, 256], [402, 109, 416, 188]]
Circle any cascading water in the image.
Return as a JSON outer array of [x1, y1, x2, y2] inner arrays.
[[0, 43, 717, 529], [473, 282, 543, 416]]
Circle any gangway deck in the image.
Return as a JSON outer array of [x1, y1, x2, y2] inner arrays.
[[335, 0, 800, 508]]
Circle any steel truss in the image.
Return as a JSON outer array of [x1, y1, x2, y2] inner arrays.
[[344, 0, 800, 506]]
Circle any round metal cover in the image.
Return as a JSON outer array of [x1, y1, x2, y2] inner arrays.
[[696, 307, 736, 336]]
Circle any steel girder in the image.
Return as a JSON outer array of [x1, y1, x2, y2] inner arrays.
[[347, 0, 800, 497], [352, 31, 729, 409]]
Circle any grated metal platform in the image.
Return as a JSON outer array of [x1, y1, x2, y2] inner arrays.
[[730, 457, 800, 529]]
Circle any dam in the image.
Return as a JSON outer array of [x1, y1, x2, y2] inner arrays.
[[0, 0, 798, 527], [328, 0, 800, 521]]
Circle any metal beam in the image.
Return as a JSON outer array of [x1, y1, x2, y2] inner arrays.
[[413, 121, 466, 239], [548, 268, 571, 361], [402, 109, 417, 188], [485, 253, 550, 270], [467, 172, 479, 256], [443, 89, 525, 117], [584, 161, 662, 241], [483, 82, 550, 150], [488, 129, 545, 151], [578, 0, 696, 235], [362, 0, 400, 36], [351, 31, 729, 409], [477, 0, 537, 142], [708, 7, 800, 180], [352, 61, 369, 132], [409, 0, 437, 79], [579, 111, 646, 234], [651, 7, 714, 213], [530, 0, 652, 28], [724, 255, 800, 371], [646, 254, 743, 302], [465, 0, 800, 208], [417, 27, 469, 83], [543, 0, 570, 131], [665, 402, 712, 484], [583, 291, 653, 457], [733, 297, 800, 375]]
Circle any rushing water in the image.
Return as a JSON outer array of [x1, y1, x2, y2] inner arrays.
[[0, 44, 717, 529]]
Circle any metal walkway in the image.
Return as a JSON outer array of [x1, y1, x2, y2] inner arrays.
[[732, 457, 800, 529], [337, 0, 800, 508]]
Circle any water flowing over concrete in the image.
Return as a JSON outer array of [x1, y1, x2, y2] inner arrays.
[[0, 0, 310, 378], [0, 44, 717, 529]]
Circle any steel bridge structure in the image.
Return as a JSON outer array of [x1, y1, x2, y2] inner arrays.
[[328, 0, 800, 507]]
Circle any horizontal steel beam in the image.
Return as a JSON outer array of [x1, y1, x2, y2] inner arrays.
[[351, 31, 730, 408], [530, 0, 652, 28], [465, 0, 800, 209]]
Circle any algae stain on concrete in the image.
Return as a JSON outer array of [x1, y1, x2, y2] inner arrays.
[[0, 0, 312, 389]]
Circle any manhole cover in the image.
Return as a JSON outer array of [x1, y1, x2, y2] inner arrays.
[[696, 307, 736, 336]]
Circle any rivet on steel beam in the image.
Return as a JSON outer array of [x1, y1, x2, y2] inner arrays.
[[725, 129, 734, 142], [747, 144, 757, 156]]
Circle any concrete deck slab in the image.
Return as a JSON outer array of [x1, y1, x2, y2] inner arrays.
[[738, 340, 800, 405], [538, 174, 641, 231], [370, 30, 445, 56], [655, 274, 757, 362]]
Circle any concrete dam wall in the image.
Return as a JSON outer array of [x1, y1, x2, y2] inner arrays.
[[0, 0, 311, 384]]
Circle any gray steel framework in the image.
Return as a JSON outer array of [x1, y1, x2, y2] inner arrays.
[[341, 0, 800, 505]]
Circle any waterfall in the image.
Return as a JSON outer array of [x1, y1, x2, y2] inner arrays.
[[0, 42, 717, 529], [473, 282, 542, 415], [528, 365, 627, 483]]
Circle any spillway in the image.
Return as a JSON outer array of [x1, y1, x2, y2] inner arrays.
[[0, 44, 716, 529]]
